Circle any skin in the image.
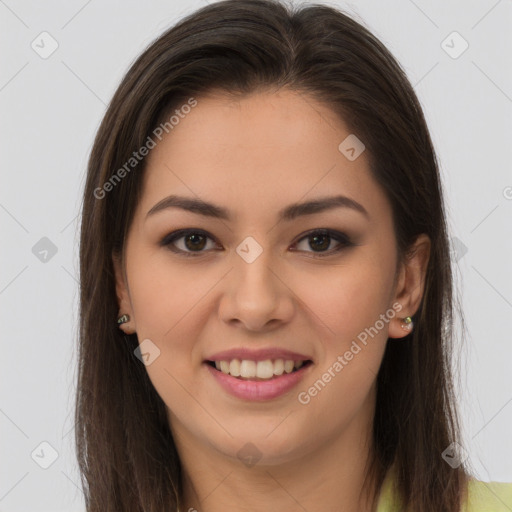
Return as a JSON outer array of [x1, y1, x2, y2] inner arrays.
[[113, 88, 430, 512]]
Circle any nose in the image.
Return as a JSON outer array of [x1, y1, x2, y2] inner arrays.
[[217, 247, 295, 332]]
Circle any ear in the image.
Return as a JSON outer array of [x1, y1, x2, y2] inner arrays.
[[112, 251, 136, 335], [388, 234, 431, 339]]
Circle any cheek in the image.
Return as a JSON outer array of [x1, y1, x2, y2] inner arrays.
[[290, 252, 397, 344], [123, 254, 210, 412], [125, 253, 208, 413], [297, 248, 396, 414], [296, 263, 393, 423], [127, 248, 208, 339]]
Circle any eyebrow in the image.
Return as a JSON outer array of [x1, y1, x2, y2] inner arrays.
[[145, 194, 369, 222]]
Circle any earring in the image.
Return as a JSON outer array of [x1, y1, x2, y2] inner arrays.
[[117, 314, 130, 325], [400, 316, 413, 332]]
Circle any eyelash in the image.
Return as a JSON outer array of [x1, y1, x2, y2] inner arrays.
[[159, 228, 354, 258]]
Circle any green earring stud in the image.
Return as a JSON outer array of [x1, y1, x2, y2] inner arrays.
[[401, 316, 413, 331], [117, 314, 130, 325]]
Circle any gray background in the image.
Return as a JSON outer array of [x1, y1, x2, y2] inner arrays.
[[1, 0, 511, 510]]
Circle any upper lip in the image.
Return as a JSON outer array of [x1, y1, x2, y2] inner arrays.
[[205, 348, 313, 363]]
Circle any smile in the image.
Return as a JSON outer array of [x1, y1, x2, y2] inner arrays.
[[207, 358, 312, 380], [204, 359, 313, 401]]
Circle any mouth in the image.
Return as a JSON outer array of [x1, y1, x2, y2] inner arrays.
[[205, 358, 314, 381]]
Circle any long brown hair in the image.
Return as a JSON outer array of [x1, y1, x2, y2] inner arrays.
[[76, 0, 469, 510]]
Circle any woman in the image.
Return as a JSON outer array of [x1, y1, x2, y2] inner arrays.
[[76, 0, 512, 510]]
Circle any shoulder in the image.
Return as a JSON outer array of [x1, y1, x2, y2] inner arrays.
[[462, 479, 512, 511]]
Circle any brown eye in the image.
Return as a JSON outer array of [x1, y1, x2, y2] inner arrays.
[[160, 229, 218, 256], [307, 233, 331, 251], [160, 228, 353, 258], [183, 233, 207, 251], [292, 229, 353, 255]]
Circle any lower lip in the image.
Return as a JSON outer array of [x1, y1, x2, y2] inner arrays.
[[204, 362, 312, 401]]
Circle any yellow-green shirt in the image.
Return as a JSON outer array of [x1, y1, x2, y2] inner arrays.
[[376, 469, 512, 511], [177, 470, 512, 511]]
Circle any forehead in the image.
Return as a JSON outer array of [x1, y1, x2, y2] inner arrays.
[[138, 89, 388, 223]]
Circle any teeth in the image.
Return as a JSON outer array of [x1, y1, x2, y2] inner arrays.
[[256, 360, 274, 379], [229, 359, 241, 377], [213, 358, 306, 380], [274, 359, 284, 375], [240, 360, 256, 378]]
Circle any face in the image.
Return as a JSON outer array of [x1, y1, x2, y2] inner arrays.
[[113, 88, 429, 467]]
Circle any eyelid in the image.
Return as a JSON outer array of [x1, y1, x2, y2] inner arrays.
[[160, 228, 354, 257]]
